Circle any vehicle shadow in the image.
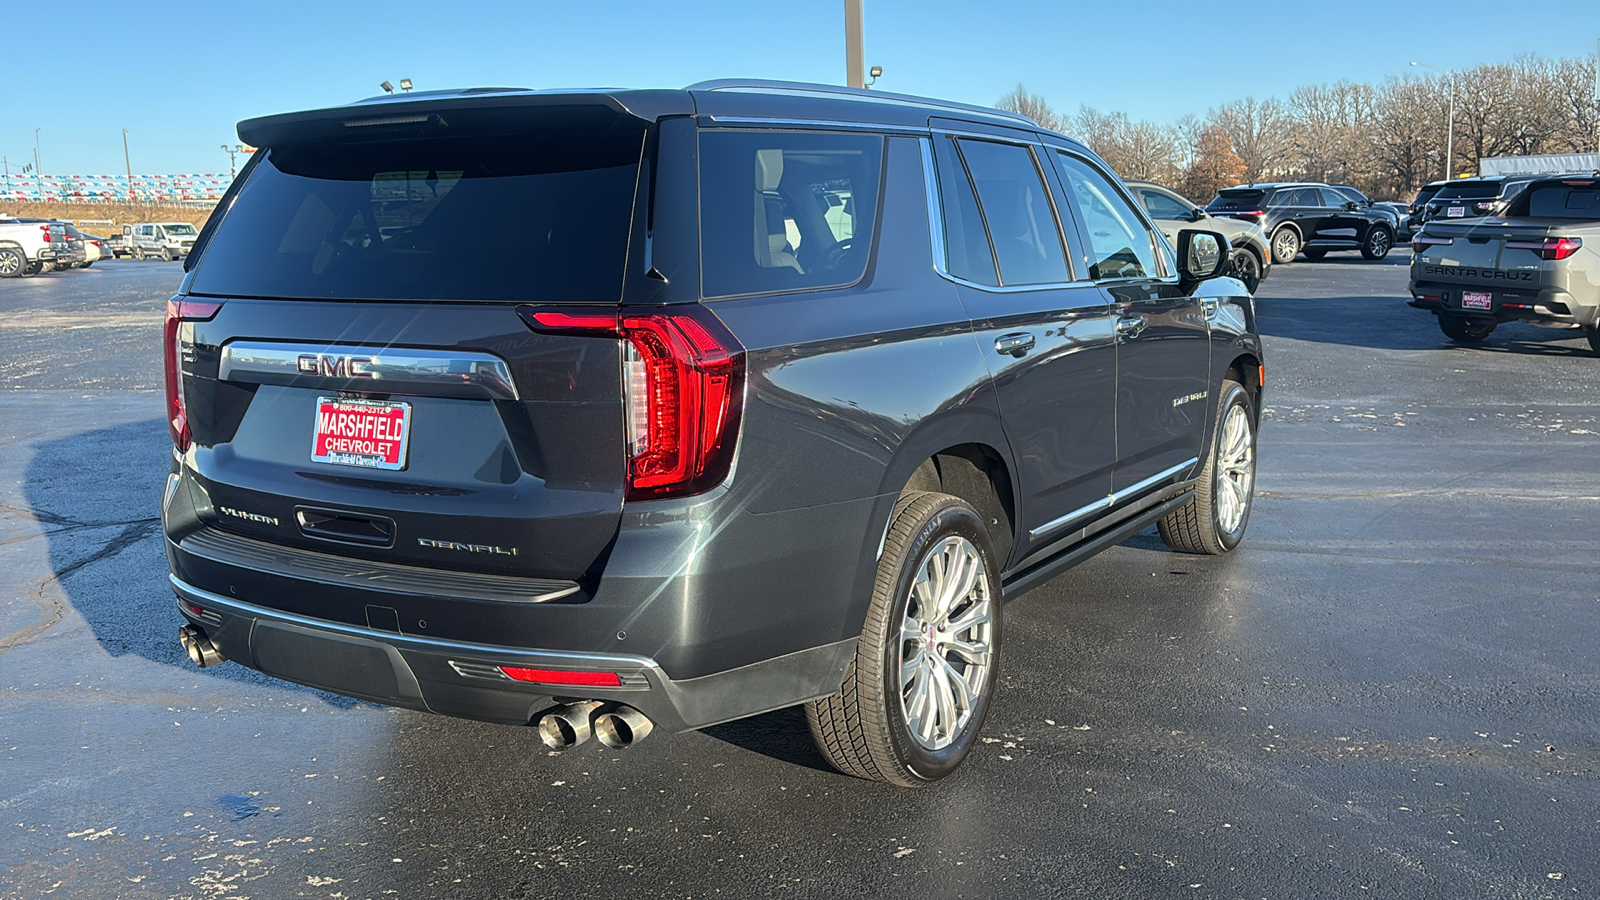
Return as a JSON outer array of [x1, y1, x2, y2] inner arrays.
[[20, 416, 363, 707], [698, 705, 839, 774]]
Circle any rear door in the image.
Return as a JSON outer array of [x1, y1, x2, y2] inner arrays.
[[1049, 151, 1210, 496], [176, 105, 651, 580], [927, 130, 1116, 558]]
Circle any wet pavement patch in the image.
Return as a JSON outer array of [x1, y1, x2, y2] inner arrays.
[[217, 793, 261, 821]]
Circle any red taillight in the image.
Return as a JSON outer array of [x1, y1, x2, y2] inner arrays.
[[499, 666, 622, 687], [163, 299, 223, 451], [520, 305, 745, 500], [39, 226, 51, 243], [1506, 237, 1582, 260], [1412, 233, 1453, 253]]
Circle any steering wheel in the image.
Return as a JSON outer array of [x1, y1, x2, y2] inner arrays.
[[814, 238, 854, 272]]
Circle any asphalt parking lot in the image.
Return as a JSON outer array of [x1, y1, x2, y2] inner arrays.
[[2, 254, 1596, 899]]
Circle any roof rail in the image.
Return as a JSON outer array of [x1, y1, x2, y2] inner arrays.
[[684, 79, 1039, 128]]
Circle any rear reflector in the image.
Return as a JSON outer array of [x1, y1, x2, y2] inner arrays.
[[1505, 237, 1582, 261], [499, 666, 622, 687]]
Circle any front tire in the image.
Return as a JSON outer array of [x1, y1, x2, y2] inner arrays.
[[1159, 379, 1256, 555], [1270, 227, 1300, 265], [807, 492, 1002, 787], [1361, 227, 1393, 260], [1439, 315, 1494, 342], [1228, 247, 1261, 293]]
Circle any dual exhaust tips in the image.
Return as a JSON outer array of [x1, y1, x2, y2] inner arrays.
[[178, 625, 225, 668], [538, 701, 653, 751]]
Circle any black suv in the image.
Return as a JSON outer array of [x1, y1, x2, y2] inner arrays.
[[1207, 182, 1396, 263], [1417, 175, 1539, 230], [163, 80, 1262, 786]]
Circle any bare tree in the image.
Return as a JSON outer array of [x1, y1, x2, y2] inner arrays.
[[1371, 75, 1446, 194], [995, 84, 1063, 132], [1208, 97, 1290, 183]]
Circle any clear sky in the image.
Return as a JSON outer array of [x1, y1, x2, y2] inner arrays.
[[7, 0, 1595, 175]]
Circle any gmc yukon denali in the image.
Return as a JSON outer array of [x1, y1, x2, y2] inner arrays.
[[163, 81, 1264, 786]]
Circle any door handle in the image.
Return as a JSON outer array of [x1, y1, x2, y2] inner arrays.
[[1115, 316, 1146, 339], [994, 332, 1036, 357]]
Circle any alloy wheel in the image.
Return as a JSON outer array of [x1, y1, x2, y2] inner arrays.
[[1214, 402, 1255, 535], [899, 535, 994, 751]]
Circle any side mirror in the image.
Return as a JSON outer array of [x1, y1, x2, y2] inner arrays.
[[1189, 207, 1208, 222], [1176, 229, 1228, 284], [1344, 201, 1360, 211]]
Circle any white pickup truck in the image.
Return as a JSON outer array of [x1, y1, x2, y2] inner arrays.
[[0, 217, 68, 277], [129, 221, 200, 261]]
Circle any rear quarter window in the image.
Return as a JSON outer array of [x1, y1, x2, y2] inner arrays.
[[1519, 184, 1600, 220], [698, 130, 884, 299]]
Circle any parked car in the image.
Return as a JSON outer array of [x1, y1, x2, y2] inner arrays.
[[1417, 176, 1539, 229], [130, 221, 200, 260], [1329, 184, 1404, 238], [162, 79, 1263, 786], [102, 229, 132, 258], [1398, 181, 1447, 240], [1125, 179, 1271, 292], [82, 234, 108, 264], [1410, 174, 1600, 353], [0, 216, 67, 276], [12, 217, 86, 269], [57, 223, 94, 268], [1206, 182, 1396, 263]]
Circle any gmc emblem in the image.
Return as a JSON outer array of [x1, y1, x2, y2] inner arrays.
[[297, 354, 374, 378]]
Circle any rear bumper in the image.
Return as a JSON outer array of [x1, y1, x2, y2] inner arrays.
[[1409, 281, 1598, 328], [172, 575, 855, 732]]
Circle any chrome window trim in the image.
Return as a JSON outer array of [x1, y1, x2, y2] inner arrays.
[[218, 341, 520, 401], [700, 115, 928, 135], [921, 135, 1097, 293], [686, 79, 1038, 129], [1027, 457, 1199, 540]]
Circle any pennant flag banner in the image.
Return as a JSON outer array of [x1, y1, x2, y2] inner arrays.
[[0, 173, 234, 203]]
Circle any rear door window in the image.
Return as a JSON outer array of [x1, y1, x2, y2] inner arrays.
[[1139, 189, 1192, 220], [698, 130, 883, 299], [189, 109, 646, 302], [956, 139, 1071, 286], [930, 135, 999, 287]]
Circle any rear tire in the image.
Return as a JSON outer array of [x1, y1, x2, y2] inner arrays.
[[1270, 227, 1300, 265], [1228, 248, 1261, 293], [0, 247, 25, 278], [1159, 379, 1256, 555], [1439, 315, 1495, 342], [133, 246, 146, 260], [807, 491, 1002, 787], [1360, 227, 1393, 260]]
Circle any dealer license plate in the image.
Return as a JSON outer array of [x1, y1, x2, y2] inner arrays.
[[1446, 206, 1465, 217], [312, 397, 411, 470], [1462, 291, 1493, 310]]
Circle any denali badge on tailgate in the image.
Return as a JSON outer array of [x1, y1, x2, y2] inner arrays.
[[312, 397, 411, 470]]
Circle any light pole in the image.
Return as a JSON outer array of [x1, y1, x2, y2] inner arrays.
[[221, 144, 242, 179], [123, 129, 133, 201], [1411, 61, 1455, 181]]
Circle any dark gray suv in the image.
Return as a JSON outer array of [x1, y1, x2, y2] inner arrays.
[[163, 80, 1263, 786]]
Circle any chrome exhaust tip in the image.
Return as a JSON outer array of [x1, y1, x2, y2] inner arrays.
[[178, 625, 225, 668], [537, 700, 604, 751], [594, 706, 653, 749]]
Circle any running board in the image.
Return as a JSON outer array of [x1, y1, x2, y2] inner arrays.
[[1001, 491, 1192, 600]]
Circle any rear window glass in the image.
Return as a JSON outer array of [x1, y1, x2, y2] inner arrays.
[[189, 110, 645, 302], [1208, 190, 1265, 210], [1517, 184, 1600, 220], [1434, 181, 1501, 200], [698, 130, 883, 299]]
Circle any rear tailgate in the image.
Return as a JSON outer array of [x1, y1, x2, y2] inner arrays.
[[1412, 219, 1576, 310], [181, 301, 625, 579]]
